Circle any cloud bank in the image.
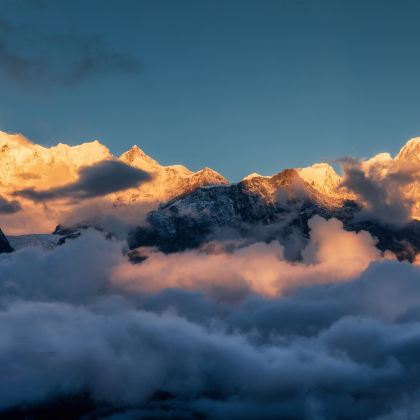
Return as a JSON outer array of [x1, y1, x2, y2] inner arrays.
[[0, 217, 419, 418], [115, 216, 384, 299], [340, 157, 420, 226]]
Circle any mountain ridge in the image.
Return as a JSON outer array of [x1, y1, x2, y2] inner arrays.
[[0, 130, 419, 250], [0, 130, 228, 208]]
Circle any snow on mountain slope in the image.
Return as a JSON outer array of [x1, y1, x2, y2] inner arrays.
[[7, 234, 60, 251], [0, 132, 112, 187], [297, 163, 344, 198], [396, 137, 420, 162], [130, 165, 420, 260], [240, 139, 419, 218], [0, 131, 227, 203], [130, 166, 358, 253], [241, 162, 350, 205], [242, 172, 269, 181], [130, 139, 419, 258], [241, 163, 352, 206], [119, 145, 163, 173]]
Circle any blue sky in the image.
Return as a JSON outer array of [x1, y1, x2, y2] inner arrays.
[[1, 0, 420, 180]]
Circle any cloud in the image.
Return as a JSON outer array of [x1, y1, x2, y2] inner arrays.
[[61, 36, 141, 85], [0, 230, 122, 301], [14, 160, 151, 202], [0, 195, 21, 214], [0, 15, 141, 87], [114, 216, 384, 298], [340, 157, 419, 226], [0, 254, 419, 418], [0, 218, 419, 418]]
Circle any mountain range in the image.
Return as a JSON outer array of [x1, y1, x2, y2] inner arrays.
[[0, 131, 227, 205], [0, 131, 419, 260]]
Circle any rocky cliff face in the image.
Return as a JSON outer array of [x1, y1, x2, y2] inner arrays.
[[0, 228, 13, 253]]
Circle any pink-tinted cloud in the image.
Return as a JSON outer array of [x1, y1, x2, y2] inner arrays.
[[112, 216, 386, 298]]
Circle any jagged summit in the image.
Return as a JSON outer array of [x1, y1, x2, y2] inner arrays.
[[193, 167, 228, 183], [120, 145, 149, 161], [242, 163, 342, 199], [396, 137, 420, 162], [298, 163, 342, 197], [115, 147, 228, 204], [242, 172, 268, 181], [121, 144, 143, 157], [119, 145, 196, 177], [270, 168, 300, 185], [119, 145, 161, 172]]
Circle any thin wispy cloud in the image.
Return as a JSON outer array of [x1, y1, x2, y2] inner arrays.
[[0, 14, 141, 88]]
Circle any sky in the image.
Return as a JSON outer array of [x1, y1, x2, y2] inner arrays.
[[1, 0, 420, 180]]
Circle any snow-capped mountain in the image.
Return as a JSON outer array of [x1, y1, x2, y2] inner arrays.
[[128, 167, 355, 253], [0, 130, 419, 260], [0, 131, 228, 234], [0, 130, 417, 215], [129, 168, 420, 261], [128, 139, 420, 260], [0, 131, 227, 204], [297, 163, 346, 198], [140, 136, 418, 247], [115, 145, 228, 204], [0, 131, 112, 187]]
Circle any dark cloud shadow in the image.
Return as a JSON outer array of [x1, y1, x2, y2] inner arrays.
[[14, 160, 151, 202], [0, 195, 22, 214]]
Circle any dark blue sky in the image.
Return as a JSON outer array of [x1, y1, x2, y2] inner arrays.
[[1, 0, 420, 180]]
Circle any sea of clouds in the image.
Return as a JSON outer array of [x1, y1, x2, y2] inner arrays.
[[0, 215, 420, 419]]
